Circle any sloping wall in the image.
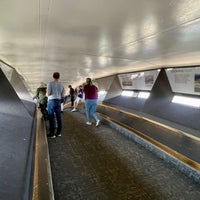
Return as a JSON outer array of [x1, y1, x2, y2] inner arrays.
[[10, 69, 33, 102], [96, 75, 122, 101], [0, 68, 36, 200]]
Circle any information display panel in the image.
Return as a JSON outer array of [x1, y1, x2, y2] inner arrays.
[[118, 69, 160, 90], [165, 66, 200, 95]]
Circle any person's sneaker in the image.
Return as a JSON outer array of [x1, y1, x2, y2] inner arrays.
[[71, 108, 77, 112], [86, 122, 92, 125], [57, 134, 61, 137], [47, 134, 56, 138], [96, 120, 100, 127]]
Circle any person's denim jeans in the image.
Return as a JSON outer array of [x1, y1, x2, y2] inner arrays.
[[47, 99, 62, 135], [85, 99, 99, 122]]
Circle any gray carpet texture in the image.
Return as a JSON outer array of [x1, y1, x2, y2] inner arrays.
[[47, 109, 200, 200]]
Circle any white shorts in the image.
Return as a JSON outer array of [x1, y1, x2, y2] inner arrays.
[[75, 96, 83, 103]]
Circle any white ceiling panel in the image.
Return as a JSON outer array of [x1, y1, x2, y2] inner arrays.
[[1, 0, 200, 92]]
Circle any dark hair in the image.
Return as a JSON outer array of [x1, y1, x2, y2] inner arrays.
[[53, 72, 60, 79], [86, 78, 92, 85]]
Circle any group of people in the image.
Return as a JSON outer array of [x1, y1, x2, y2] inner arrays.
[[34, 72, 100, 138]]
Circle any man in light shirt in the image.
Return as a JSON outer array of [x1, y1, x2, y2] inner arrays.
[[46, 72, 65, 138]]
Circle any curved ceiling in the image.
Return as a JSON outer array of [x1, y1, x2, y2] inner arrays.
[[1, 0, 200, 92]]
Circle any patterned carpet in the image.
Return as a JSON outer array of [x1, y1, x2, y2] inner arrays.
[[47, 109, 200, 200]]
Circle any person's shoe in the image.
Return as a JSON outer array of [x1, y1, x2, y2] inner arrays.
[[96, 120, 100, 127], [47, 134, 56, 138], [57, 134, 61, 137], [71, 108, 77, 112], [86, 122, 92, 125]]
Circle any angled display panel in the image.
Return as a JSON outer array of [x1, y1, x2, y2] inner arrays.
[[165, 67, 200, 96], [0, 61, 14, 81], [118, 69, 160, 90]]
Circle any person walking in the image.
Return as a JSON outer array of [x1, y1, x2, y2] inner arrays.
[[83, 78, 100, 126], [71, 85, 83, 112], [33, 82, 48, 120], [46, 72, 65, 138], [68, 85, 75, 108]]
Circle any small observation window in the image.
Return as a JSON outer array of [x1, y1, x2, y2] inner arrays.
[[121, 90, 134, 97], [138, 91, 150, 99], [172, 95, 200, 108]]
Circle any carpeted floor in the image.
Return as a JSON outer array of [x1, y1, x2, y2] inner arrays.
[[47, 109, 200, 200]]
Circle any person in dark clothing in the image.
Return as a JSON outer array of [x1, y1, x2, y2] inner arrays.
[[68, 85, 75, 108], [34, 82, 48, 120]]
